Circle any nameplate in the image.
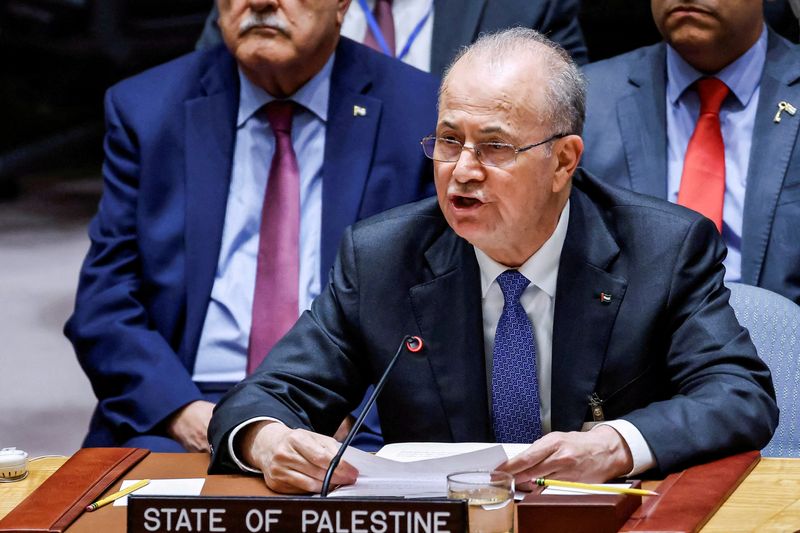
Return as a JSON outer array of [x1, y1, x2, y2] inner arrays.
[[127, 495, 468, 533]]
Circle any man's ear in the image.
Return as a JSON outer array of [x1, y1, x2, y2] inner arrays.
[[338, 0, 353, 25], [552, 134, 583, 193]]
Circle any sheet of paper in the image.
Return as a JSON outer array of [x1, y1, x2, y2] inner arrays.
[[376, 442, 529, 462], [330, 444, 509, 498], [112, 478, 206, 506], [541, 482, 632, 496]]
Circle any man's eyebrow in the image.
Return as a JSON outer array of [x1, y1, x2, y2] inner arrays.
[[479, 125, 506, 135], [438, 121, 508, 135]]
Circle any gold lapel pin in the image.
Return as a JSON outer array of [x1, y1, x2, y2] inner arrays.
[[353, 105, 367, 117], [599, 292, 612, 304], [774, 101, 797, 123]]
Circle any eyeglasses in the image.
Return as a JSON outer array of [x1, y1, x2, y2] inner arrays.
[[420, 133, 567, 168]]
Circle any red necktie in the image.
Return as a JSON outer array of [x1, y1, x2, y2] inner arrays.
[[247, 101, 300, 374], [363, 0, 396, 56], [677, 77, 729, 232]]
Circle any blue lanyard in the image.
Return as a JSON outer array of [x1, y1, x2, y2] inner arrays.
[[357, 0, 433, 60]]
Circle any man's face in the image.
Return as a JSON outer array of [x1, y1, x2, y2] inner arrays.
[[434, 57, 576, 266], [218, 0, 347, 73], [651, 0, 763, 68]]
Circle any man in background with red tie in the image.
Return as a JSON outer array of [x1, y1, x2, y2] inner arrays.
[[65, 0, 438, 453], [580, 0, 800, 303], [197, 0, 588, 73]]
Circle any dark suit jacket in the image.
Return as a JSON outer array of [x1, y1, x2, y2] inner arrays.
[[196, 1, 587, 74], [208, 171, 777, 475], [581, 30, 800, 304], [65, 38, 439, 446], [429, 0, 587, 73]]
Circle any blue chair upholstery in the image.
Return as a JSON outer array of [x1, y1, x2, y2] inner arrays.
[[727, 282, 800, 458]]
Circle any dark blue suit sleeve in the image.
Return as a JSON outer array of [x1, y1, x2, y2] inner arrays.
[[65, 89, 203, 444], [621, 216, 778, 472]]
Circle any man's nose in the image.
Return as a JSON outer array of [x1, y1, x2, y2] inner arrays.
[[452, 145, 485, 183]]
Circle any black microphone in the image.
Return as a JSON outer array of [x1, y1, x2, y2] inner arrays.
[[320, 334, 424, 497]]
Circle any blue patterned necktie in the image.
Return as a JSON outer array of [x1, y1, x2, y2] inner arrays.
[[492, 269, 543, 443]]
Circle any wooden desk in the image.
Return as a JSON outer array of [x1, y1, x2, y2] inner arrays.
[[3, 456, 800, 531], [702, 458, 800, 532], [0, 457, 67, 520]]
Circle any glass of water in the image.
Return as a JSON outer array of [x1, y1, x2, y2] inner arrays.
[[447, 470, 514, 533]]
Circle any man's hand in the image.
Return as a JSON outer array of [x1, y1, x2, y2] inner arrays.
[[166, 400, 215, 453], [241, 421, 359, 494], [496, 426, 633, 488]]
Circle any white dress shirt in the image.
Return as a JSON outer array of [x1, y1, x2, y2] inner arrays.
[[475, 201, 655, 476]]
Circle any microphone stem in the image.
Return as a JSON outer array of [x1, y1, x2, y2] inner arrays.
[[320, 334, 413, 497]]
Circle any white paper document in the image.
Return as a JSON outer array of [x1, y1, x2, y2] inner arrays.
[[329, 444, 510, 498], [112, 478, 206, 506], [376, 442, 529, 462]]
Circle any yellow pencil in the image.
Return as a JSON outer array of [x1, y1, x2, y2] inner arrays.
[[85, 479, 151, 511], [535, 478, 658, 496]]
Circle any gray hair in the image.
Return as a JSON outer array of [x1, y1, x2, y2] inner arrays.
[[441, 27, 586, 136]]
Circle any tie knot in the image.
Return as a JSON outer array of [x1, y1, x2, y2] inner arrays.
[[496, 269, 530, 303], [696, 77, 729, 114], [264, 100, 295, 134]]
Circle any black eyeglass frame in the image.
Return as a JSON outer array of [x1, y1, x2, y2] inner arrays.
[[420, 132, 569, 167]]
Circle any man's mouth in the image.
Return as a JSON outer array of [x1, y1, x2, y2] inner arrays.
[[668, 3, 713, 17], [450, 195, 484, 210]]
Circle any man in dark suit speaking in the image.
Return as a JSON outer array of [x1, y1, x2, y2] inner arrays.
[[65, 0, 438, 453], [208, 28, 777, 493]]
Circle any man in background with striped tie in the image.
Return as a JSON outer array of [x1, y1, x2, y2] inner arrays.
[[66, 0, 438, 453]]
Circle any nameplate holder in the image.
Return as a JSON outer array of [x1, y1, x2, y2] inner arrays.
[[127, 495, 468, 533]]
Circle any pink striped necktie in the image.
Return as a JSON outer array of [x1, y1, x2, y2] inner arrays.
[[363, 0, 396, 56], [247, 100, 300, 374]]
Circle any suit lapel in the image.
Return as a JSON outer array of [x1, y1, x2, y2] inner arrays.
[[616, 45, 669, 199], [740, 32, 800, 285], [183, 48, 239, 363], [409, 228, 492, 442], [430, 0, 486, 74], [321, 39, 382, 280], [551, 180, 628, 431]]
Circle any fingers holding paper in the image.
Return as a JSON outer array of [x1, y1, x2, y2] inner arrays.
[[496, 425, 633, 487], [241, 421, 359, 494]]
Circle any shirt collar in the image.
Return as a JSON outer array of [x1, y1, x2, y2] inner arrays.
[[666, 23, 767, 108], [236, 53, 335, 127], [474, 200, 570, 300]]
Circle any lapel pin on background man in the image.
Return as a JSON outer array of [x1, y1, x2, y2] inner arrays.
[[208, 28, 776, 495], [65, 0, 439, 453], [582, 0, 800, 305]]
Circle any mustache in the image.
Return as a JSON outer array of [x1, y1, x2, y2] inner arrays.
[[447, 184, 487, 203], [239, 12, 290, 36]]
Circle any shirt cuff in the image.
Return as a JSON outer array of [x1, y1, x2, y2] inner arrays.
[[227, 416, 285, 474], [593, 419, 656, 476]]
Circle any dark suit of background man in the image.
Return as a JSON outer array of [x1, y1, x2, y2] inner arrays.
[[197, 0, 588, 73], [65, 0, 438, 453], [581, 0, 800, 304], [208, 28, 776, 494]]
